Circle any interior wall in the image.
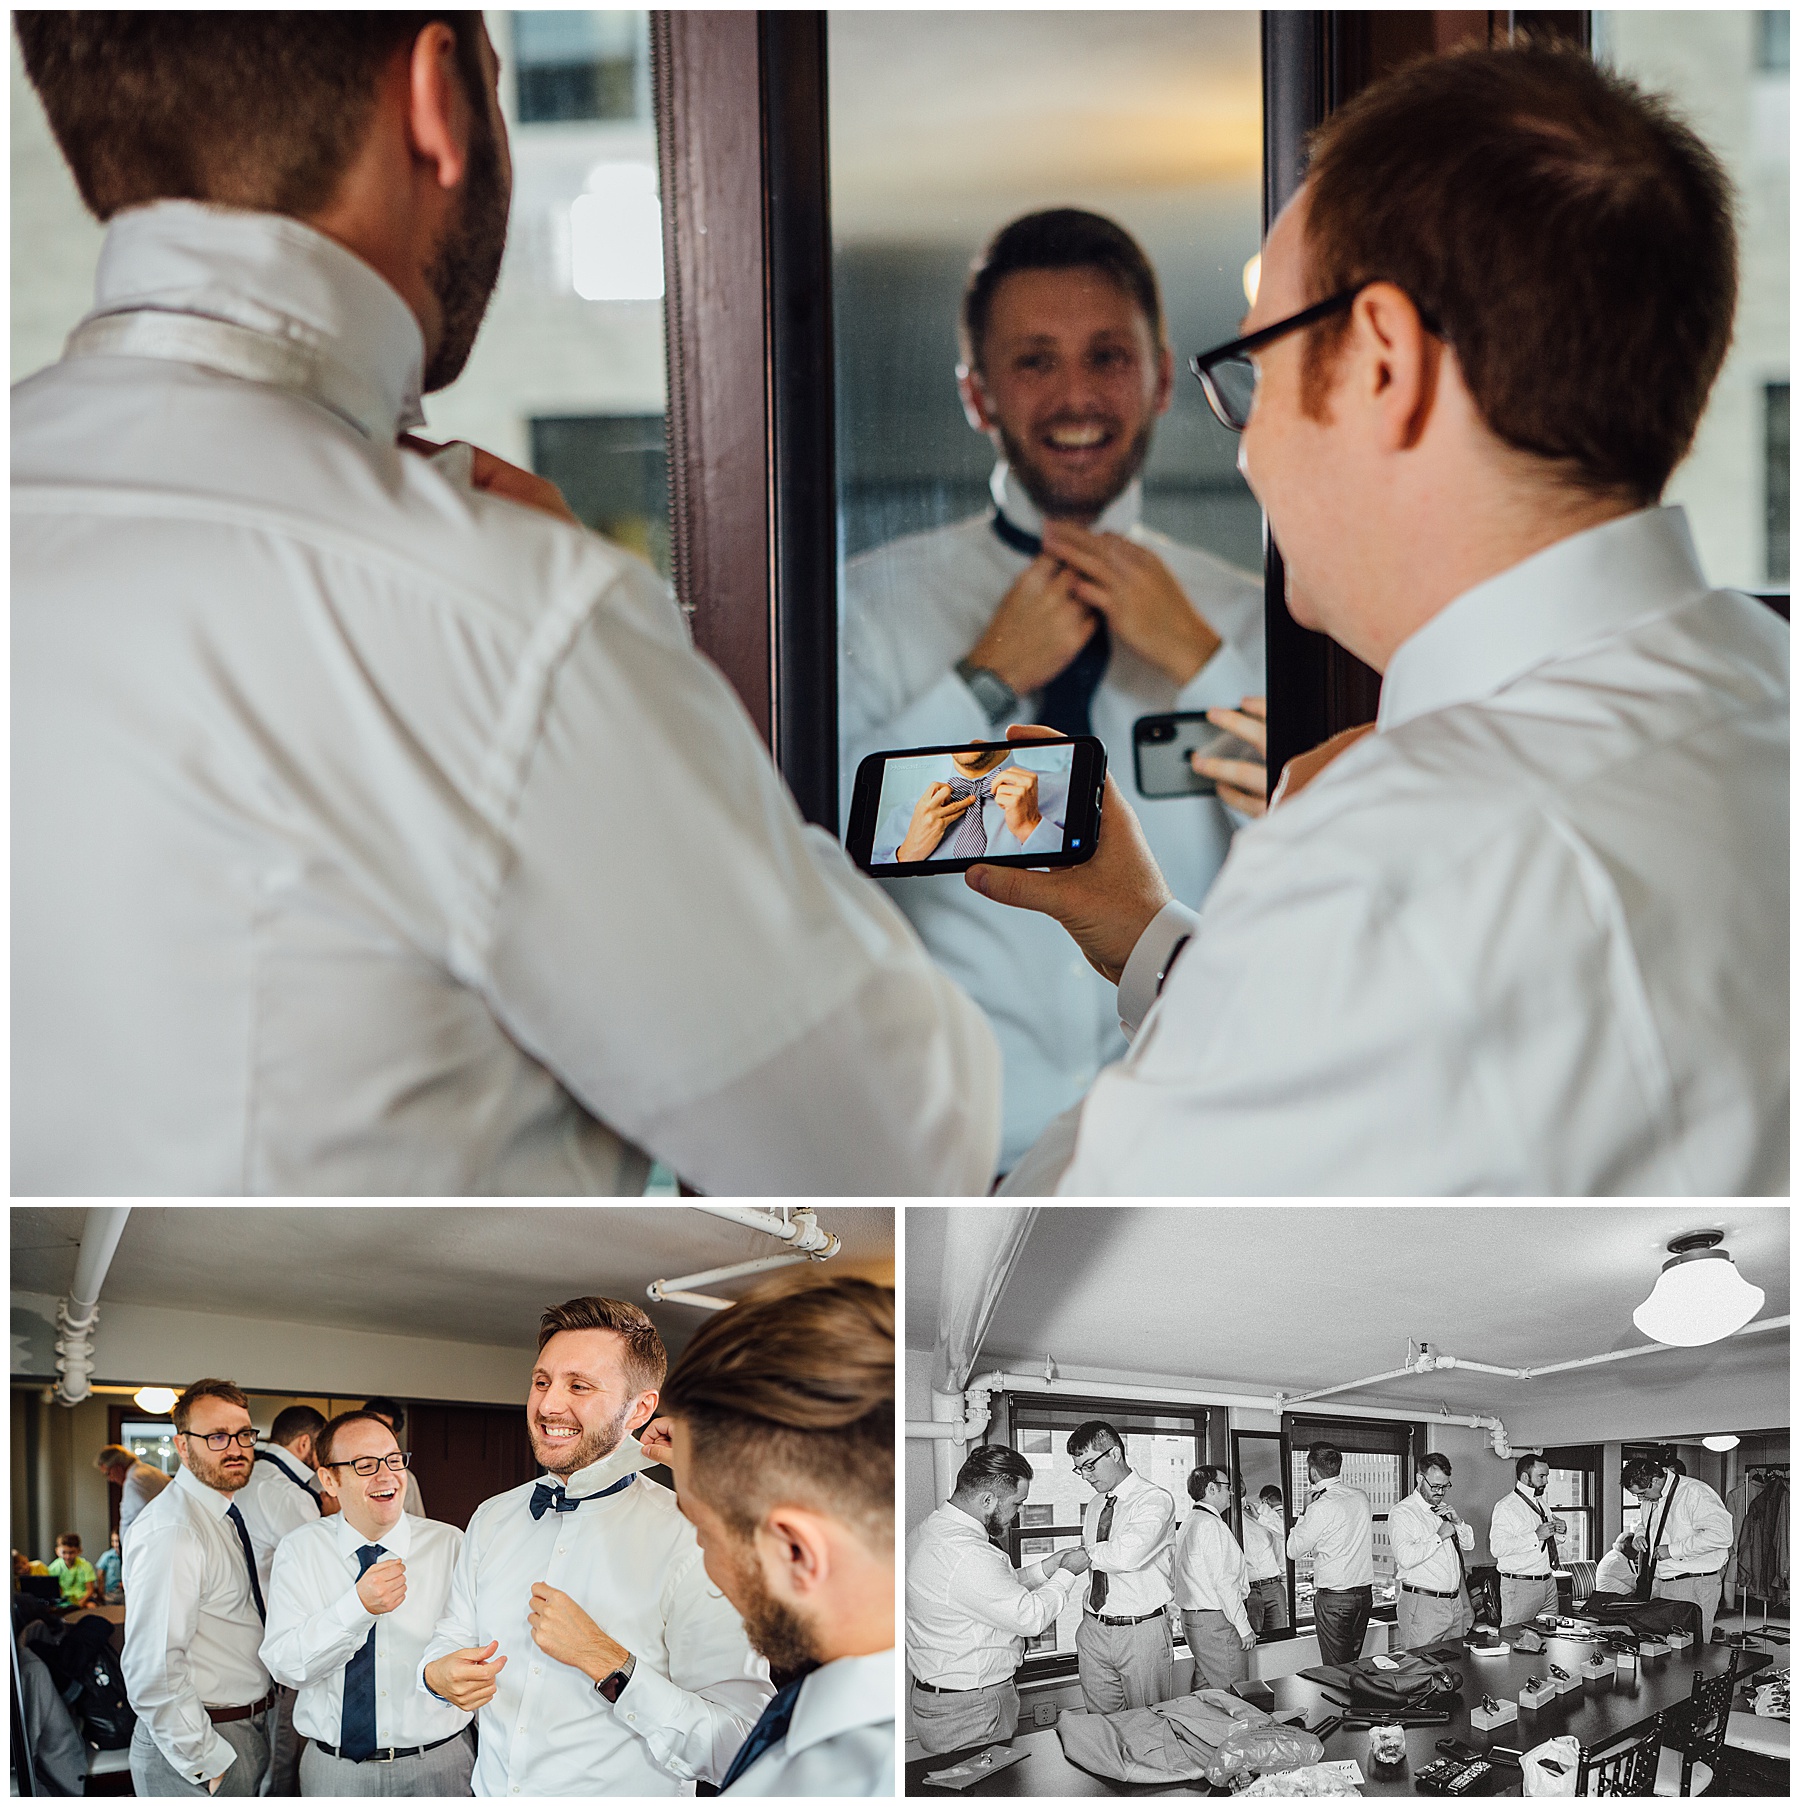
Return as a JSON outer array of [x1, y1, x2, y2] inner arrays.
[[904, 1346, 936, 1537]]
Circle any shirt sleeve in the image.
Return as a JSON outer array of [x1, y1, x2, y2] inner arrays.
[[480, 574, 1002, 1197], [261, 1540, 374, 1691], [954, 1549, 1078, 1638], [1389, 1501, 1443, 1575], [1668, 1488, 1734, 1564], [1488, 1497, 1540, 1570], [1091, 1487, 1175, 1576], [417, 1516, 482, 1699], [121, 1519, 237, 1785], [1286, 1501, 1322, 1562], [610, 1548, 774, 1786], [1455, 1521, 1475, 1552]]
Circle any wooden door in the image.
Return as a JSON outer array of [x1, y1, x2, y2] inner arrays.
[[406, 1403, 538, 1530]]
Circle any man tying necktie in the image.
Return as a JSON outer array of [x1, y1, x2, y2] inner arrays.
[[419, 1297, 771, 1796], [877, 745, 1070, 865], [1489, 1456, 1567, 1631], [261, 1411, 471, 1796]]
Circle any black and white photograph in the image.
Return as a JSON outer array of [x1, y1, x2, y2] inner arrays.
[[904, 1206, 1789, 1797]]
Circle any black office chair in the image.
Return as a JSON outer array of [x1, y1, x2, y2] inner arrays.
[[1652, 1660, 1738, 1797], [1575, 1720, 1664, 1796]]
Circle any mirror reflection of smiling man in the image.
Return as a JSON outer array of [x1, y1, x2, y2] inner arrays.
[[841, 210, 1266, 1176]]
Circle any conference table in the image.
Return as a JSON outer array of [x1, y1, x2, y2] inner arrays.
[[905, 1629, 1772, 1796]]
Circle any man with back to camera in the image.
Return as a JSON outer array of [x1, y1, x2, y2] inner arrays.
[[1389, 1454, 1473, 1650], [1287, 1444, 1373, 1667], [1171, 1466, 1257, 1689], [1489, 1455, 1567, 1629], [905, 1443, 1092, 1753], [1241, 1486, 1290, 1633], [122, 1380, 276, 1797], [419, 1296, 771, 1794], [1065, 1419, 1177, 1712], [97, 1442, 173, 1548], [261, 1410, 473, 1796], [967, 43, 1787, 1197], [1622, 1454, 1734, 1642], [639, 1274, 896, 1794], [840, 207, 1267, 1175], [12, 14, 999, 1199]]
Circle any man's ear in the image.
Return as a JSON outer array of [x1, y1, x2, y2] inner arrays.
[[756, 1505, 835, 1603], [405, 21, 471, 192], [1151, 341, 1175, 417], [1349, 281, 1440, 453], [958, 364, 995, 434], [626, 1389, 659, 1436]]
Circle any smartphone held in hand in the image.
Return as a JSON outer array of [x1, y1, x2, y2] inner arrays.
[[1133, 711, 1255, 799], [845, 736, 1106, 875]]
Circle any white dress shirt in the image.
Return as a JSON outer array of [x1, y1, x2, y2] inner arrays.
[[905, 1501, 1079, 1689], [402, 1470, 427, 1519], [1241, 1510, 1286, 1583], [1389, 1491, 1473, 1594], [120, 1460, 172, 1546], [238, 1443, 321, 1593], [1170, 1504, 1252, 1640], [121, 1465, 273, 1787], [1081, 1468, 1177, 1617], [12, 198, 999, 1197], [418, 1442, 771, 1795], [842, 463, 1263, 1169], [724, 1648, 894, 1797], [1593, 1548, 1638, 1594], [872, 755, 1070, 865], [1647, 1476, 1735, 1578], [1288, 1481, 1374, 1591], [262, 1508, 469, 1750], [1029, 506, 1787, 1195], [1489, 1488, 1557, 1577]]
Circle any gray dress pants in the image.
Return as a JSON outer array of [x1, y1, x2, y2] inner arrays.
[[299, 1729, 475, 1797], [131, 1712, 271, 1797], [1180, 1608, 1249, 1690], [1654, 1572, 1724, 1643], [1396, 1586, 1468, 1650], [909, 1678, 1020, 1754], [1076, 1613, 1172, 1713], [1499, 1573, 1559, 1629]]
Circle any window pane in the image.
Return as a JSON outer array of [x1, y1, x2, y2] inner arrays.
[[122, 1420, 179, 1475], [1596, 11, 1791, 593], [1290, 1446, 1404, 1619], [513, 10, 645, 124], [1546, 1466, 1591, 1511]]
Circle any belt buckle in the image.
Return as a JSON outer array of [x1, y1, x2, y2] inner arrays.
[[371, 1748, 400, 1765]]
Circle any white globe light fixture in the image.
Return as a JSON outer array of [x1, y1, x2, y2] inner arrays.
[[1632, 1230, 1766, 1347], [1702, 1434, 1741, 1452], [134, 1385, 178, 1414]]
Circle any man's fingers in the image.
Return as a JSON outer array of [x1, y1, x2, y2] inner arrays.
[[475, 1639, 500, 1661], [1215, 783, 1267, 817], [1005, 722, 1065, 743], [964, 861, 1056, 913], [1193, 755, 1266, 794], [1205, 706, 1269, 754]]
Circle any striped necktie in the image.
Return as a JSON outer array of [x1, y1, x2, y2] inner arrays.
[[946, 772, 996, 856], [1089, 1495, 1116, 1612]]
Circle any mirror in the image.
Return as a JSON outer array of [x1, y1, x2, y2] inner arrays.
[[1232, 1427, 1292, 1639], [828, 11, 1267, 1179]]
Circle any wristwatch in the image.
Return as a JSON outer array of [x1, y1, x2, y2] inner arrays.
[[955, 656, 1018, 725], [595, 1652, 636, 1703]]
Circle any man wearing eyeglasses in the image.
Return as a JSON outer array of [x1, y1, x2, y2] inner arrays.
[[1389, 1456, 1473, 1650], [1066, 1420, 1177, 1712], [122, 1379, 276, 1797], [977, 44, 1786, 1197], [261, 1412, 472, 1796]]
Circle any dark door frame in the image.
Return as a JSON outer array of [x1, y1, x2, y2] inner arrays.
[[1232, 1425, 1297, 1642]]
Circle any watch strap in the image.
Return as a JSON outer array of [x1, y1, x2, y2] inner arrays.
[[596, 1652, 636, 1703], [955, 656, 1018, 725]]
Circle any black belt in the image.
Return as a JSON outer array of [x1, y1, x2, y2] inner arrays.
[[1500, 1572, 1554, 1581], [1087, 1608, 1164, 1627], [910, 1676, 999, 1695], [1658, 1569, 1724, 1581], [206, 1693, 275, 1725], [310, 1731, 465, 1765], [1402, 1583, 1461, 1600]]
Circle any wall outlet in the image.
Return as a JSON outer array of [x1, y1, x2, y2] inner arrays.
[[1033, 1702, 1059, 1727]]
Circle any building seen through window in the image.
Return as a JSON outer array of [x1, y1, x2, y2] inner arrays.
[[513, 9, 645, 123], [1542, 1447, 1602, 1565]]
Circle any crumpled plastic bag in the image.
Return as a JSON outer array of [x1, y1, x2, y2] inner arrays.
[[1521, 1734, 1580, 1796], [1240, 1761, 1363, 1796], [1207, 1721, 1326, 1784]]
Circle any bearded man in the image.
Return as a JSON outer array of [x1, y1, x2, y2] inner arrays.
[[419, 1297, 771, 1795], [840, 208, 1266, 1175]]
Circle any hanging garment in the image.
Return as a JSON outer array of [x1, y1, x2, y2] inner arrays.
[[1737, 1477, 1789, 1603]]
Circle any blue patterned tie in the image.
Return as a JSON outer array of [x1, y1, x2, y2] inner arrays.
[[719, 1674, 806, 1791], [224, 1503, 267, 1622], [339, 1544, 386, 1762], [529, 1473, 635, 1520]]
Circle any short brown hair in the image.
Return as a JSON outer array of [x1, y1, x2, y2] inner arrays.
[[538, 1297, 668, 1396], [14, 12, 489, 223], [961, 208, 1165, 373], [314, 1410, 397, 1469], [94, 1444, 134, 1474], [56, 1533, 80, 1549], [659, 1274, 894, 1551], [172, 1378, 249, 1432], [1300, 43, 1736, 503]]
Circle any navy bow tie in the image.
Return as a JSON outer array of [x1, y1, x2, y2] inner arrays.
[[991, 509, 1111, 737], [530, 1473, 635, 1520]]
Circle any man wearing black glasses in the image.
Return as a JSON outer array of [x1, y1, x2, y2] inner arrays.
[[262, 1411, 473, 1796], [122, 1379, 276, 1796], [979, 44, 1787, 1197]]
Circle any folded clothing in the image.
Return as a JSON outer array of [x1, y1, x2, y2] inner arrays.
[[1055, 1688, 1324, 1787]]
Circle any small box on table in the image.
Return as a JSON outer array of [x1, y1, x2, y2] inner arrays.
[[1579, 1656, 1615, 1685], [1471, 1698, 1518, 1732], [1518, 1676, 1559, 1712]]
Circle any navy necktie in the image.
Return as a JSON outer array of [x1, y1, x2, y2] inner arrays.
[[340, 1544, 386, 1762], [224, 1502, 267, 1622], [991, 511, 1110, 738], [719, 1674, 806, 1791], [530, 1472, 635, 1520]]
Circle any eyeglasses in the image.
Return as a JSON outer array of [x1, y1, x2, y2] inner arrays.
[[1422, 1476, 1453, 1493], [180, 1427, 258, 1451], [1072, 1446, 1118, 1479], [1188, 284, 1442, 432], [321, 1452, 413, 1478]]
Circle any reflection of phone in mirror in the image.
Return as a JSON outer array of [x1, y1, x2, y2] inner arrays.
[[1134, 712, 1249, 798], [845, 736, 1105, 874]]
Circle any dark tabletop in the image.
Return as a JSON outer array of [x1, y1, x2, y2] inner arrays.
[[905, 1630, 1772, 1797]]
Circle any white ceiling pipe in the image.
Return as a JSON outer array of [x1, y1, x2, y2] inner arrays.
[[54, 1206, 132, 1406], [690, 1204, 839, 1257], [1515, 1313, 1789, 1380], [649, 1288, 734, 1313], [1283, 1365, 1419, 1406], [649, 1251, 819, 1296]]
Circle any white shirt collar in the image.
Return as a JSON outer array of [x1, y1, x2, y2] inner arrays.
[[1379, 506, 1710, 734], [258, 1441, 314, 1484], [784, 1649, 895, 1757], [555, 1435, 657, 1501], [940, 1501, 990, 1538], [175, 1461, 239, 1519], [84, 200, 426, 441], [332, 1506, 412, 1560], [990, 462, 1142, 539]]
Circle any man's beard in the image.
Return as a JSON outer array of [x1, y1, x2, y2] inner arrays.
[[996, 415, 1154, 522], [188, 1445, 251, 1493], [734, 1548, 819, 1675], [982, 1506, 1013, 1542], [532, 1398, 634, 1478], [422, 104, 510, 394]]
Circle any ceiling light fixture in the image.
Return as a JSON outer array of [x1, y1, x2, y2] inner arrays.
[[1702, 1434, 1741, 1452], [1631, 1230, 1766, 1347], [134, 1385, 178, 1414]]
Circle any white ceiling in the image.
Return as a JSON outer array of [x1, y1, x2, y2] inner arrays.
[[907, 1204, 1789, 1425], [11, 1205, 893, 1358]]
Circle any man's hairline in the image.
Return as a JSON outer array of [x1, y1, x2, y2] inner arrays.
[[970, 262, 1166, 377]]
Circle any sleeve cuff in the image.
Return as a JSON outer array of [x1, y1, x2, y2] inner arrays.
[[1116, 901, 1202, 1038]]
